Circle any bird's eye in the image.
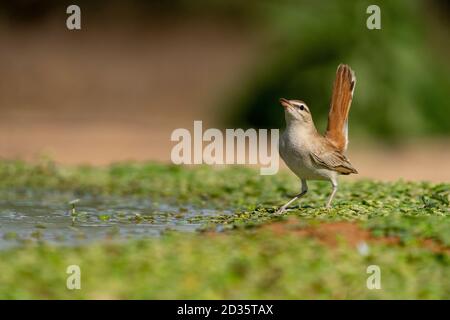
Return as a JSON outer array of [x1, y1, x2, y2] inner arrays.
[[298, 105, 304, 111]]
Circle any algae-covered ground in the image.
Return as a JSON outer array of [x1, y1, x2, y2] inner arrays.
[[0, 160, 448, 299]]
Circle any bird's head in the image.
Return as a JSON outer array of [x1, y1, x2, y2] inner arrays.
[[279, 98, 313, 126]]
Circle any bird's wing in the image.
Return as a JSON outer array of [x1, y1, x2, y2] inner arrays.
[[325, 64, 356, 153], [310, 144, 358, 175]]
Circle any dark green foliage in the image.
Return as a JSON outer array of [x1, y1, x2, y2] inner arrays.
[[222, 0, 450, 141]]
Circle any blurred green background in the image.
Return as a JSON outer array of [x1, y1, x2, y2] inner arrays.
[[220, 0, 450, 141], [1, 0, 449, 140], [0, 0, 449, 179]]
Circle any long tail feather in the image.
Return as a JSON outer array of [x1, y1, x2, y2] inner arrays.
[[325, 64, 355, 152]]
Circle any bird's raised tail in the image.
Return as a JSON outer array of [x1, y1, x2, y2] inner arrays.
[[325, 64, 356, 153]]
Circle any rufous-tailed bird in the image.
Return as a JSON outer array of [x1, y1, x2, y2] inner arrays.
[[277, 64, 358, 214]]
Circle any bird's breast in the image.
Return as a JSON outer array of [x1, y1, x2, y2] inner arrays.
[[280, 132, 308, 167], [279, 130, 326, 180]]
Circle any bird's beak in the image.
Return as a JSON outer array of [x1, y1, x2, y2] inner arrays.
[[279, 98, 291, 109]]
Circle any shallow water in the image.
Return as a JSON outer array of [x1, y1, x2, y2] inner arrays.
[[0, 192, 229, 249]]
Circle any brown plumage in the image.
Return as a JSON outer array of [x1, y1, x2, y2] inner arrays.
[[310, 137, 358, 175], [325, 64, 356, 153]]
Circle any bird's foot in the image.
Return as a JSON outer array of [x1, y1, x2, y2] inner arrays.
[[274, 206, 288, 215]]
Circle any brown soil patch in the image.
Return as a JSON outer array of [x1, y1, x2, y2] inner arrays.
[[261, 217, 450, 255]]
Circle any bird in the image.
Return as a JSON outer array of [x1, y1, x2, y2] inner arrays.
[[277, 64, 358, 214]]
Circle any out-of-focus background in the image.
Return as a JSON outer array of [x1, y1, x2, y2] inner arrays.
[[0, 0, 449, 181]]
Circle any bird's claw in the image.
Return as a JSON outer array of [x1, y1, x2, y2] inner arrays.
[[274, 207, 288, 215]]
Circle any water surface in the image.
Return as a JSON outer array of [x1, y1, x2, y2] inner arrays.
[[0, 192, 228, 249]]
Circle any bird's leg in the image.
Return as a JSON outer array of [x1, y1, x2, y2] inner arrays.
[[325, 179, 338, 208], [275, 179, 308, 215]]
